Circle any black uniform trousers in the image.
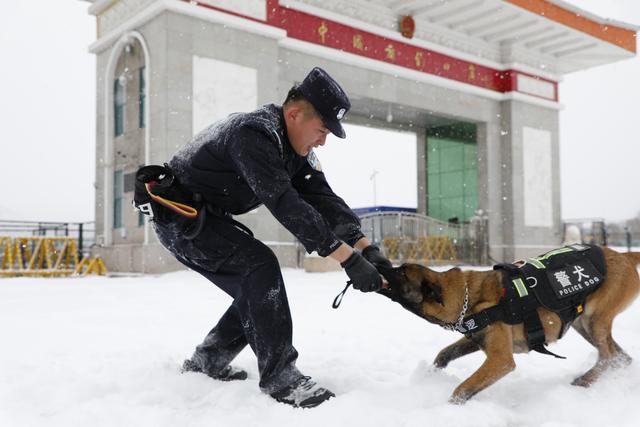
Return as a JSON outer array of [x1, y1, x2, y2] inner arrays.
[[153, 214, 303, 394]]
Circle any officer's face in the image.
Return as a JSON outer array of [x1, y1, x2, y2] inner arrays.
[[287, 108, 331, 157]]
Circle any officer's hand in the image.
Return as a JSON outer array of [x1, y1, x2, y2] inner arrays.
[[361, 245, 393, 271], [340, 251, 382, 293]]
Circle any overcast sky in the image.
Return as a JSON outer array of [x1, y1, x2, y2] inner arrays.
[[0, 0, 638, 223]]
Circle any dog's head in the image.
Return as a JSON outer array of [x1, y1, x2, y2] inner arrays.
[[378, 263, 463, 325]]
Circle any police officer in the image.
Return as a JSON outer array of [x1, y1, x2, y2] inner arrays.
[[151, 67, 392, 408]]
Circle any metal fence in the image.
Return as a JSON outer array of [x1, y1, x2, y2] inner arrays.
[[607, 228, 640, 251], [0, 220, 95, 258], [562, 218, 640, 251], [359, 211, 489, 266]]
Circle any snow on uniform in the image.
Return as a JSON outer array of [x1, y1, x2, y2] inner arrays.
[[153, 103, 363, 394], [168, 103, 364, 256]]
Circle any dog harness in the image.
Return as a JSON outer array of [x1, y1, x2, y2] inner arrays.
[[454, 244, 606, 357]]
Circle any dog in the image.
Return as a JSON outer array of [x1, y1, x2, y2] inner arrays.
[[378, 245, 640, 404]]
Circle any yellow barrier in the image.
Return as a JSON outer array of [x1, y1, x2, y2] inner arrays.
[[382, 236, 458, 265], [74, 256, 108, 276], [1, 236, 12, 270], [0, 237, 107, 277]]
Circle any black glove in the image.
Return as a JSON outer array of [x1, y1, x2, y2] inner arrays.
[[361, 245, 393, 271], [341, 251, 382, 293]]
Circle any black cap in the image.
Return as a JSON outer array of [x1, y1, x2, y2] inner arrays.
[[297, 67, 350, 139]]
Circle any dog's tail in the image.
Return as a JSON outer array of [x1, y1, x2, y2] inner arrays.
[[623, 252, 640, 269]]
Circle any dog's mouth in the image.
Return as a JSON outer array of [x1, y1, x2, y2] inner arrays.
[[377, 284, 399, 306], [377, 285, 394, 298], [376, 267, 422, 303], [376, 267, 402, 298], [376, 265, 441, 321]]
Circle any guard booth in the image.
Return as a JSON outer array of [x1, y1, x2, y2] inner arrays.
[[83, 0, 637, 272], [562, 219, 607, 246]]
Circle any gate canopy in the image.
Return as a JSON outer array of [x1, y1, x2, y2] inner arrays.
[[277, 0, 638, 74]]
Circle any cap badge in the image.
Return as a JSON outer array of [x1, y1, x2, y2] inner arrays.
[[336, 108, 346, 120]]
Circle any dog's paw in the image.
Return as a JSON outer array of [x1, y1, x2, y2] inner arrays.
[[433, 355, 450, 369], [448, 392, 470, 405], [433, 346, 458, 369], [449, 385, 475, 404], [571, 376, 592, 387]]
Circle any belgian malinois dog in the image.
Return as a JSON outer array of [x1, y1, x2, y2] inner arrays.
[[379, 246, 640, 403]]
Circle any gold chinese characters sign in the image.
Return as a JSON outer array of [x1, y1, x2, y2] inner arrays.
[[258, 2, 556, 97]]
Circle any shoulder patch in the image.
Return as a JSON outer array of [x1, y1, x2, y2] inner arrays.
[[307, 150, 322, 172]]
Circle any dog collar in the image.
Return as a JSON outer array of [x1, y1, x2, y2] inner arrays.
[[441, 282, 469, 332]]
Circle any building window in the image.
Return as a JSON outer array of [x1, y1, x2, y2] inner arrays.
[[114, 77, 125, 137], [139, 67, 145, 128], [427, 124, 478, 222], [114, 170, 124, 229]]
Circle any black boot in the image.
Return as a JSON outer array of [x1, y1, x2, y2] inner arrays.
[[181, 359, 248, 381], [270, 376, 335, 408]]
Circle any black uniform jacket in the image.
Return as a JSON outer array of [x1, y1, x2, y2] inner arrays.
[[168, 104, 364, 257]]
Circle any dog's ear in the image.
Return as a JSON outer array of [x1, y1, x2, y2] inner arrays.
[[421, 278, 443, 305]]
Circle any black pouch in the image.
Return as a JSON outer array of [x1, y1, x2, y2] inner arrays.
[[133, 164, 197, 225]]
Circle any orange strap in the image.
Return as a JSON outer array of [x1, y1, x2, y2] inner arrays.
[[145, 182, 198, 219]]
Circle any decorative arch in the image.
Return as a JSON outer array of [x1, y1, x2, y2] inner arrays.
[[102, 31, 151, 246]]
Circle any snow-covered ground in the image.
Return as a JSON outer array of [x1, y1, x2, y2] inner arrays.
[[1, 267, 639, 427]]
